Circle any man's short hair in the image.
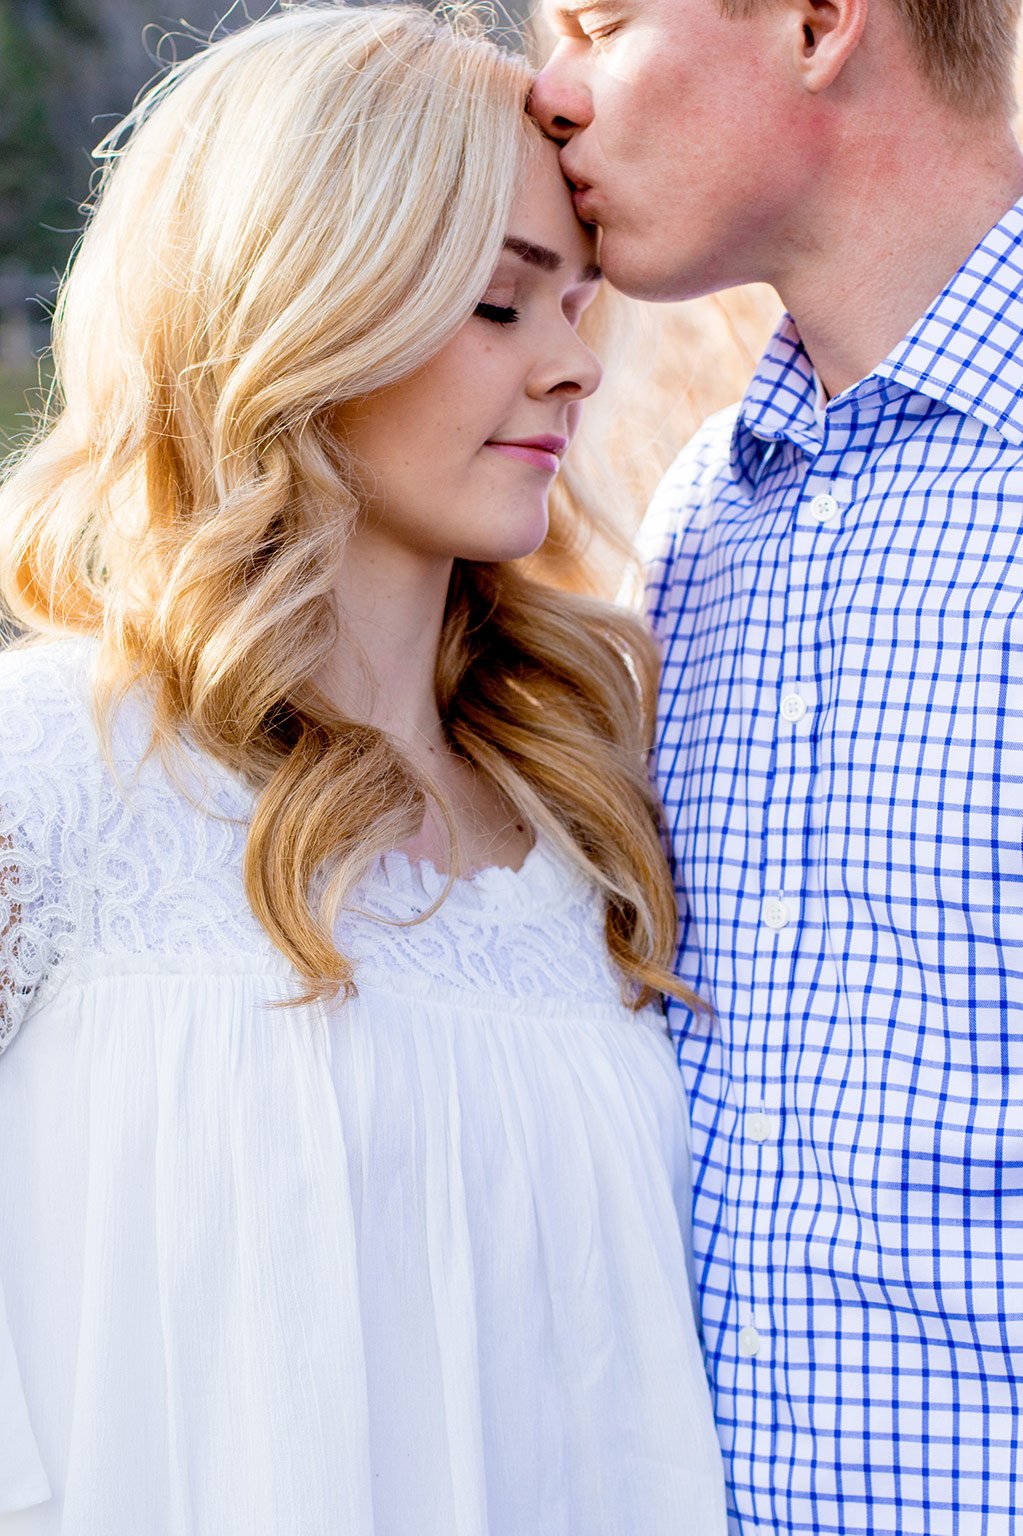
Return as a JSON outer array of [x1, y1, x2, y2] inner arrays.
[[720, 0, 1021, 117]]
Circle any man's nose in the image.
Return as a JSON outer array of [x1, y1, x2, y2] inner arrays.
[[529, 52, 592, 143]]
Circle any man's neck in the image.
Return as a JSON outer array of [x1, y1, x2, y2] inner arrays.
[[770, 115, 1023, 400]]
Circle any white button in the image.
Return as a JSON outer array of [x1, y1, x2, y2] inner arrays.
[[762, 898, 791, 931], [738, 1327, 762, 1358], [747, 1112, 775, 1143], [780, 693, 807, 722], [809, 492, 839, 523]]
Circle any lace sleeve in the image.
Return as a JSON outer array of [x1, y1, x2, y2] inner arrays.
[[0, 826, 74, 1052], [0, 643, 96, 1054]]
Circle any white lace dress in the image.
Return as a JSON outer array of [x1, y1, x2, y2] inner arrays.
[[0, 640, 726, 1536]]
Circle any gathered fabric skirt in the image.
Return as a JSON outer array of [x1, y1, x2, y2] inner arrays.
[[0, 968, 727, 1536]]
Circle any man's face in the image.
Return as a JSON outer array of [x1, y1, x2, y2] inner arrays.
[[531, 0, 812, 301]]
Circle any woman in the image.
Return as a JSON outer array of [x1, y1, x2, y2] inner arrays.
[[0, 6, 725, 1533]]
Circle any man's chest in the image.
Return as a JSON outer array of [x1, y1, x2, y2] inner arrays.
[[658, 424, 1023, 838], [653, 419, 1023, 1030]]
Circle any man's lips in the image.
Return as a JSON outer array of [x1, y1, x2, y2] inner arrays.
[[572, 185, 600, 222], [562, 165, 597, 219], [485, 435, 568, 474]]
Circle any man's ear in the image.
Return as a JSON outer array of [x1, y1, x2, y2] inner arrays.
[[790, 0, 869, 93]]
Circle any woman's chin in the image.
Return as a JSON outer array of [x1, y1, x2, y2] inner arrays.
[[456, 513, 551, 565]]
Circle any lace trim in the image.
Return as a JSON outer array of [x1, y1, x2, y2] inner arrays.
[[344, 840, 621, 1005], [0, 639, 629, 1053]]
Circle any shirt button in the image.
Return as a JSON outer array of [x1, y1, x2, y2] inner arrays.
[[738, 1327, 762, 1358], [762, 898, 791, 931], [809, 492, 839, 522], [747, 1112, 775, 1143], [779, 692, 808, 722]]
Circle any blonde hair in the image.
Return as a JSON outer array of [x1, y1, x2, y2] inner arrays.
[[0, 1, 698, 1013]]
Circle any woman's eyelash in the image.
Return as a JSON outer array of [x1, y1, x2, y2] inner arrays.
[[474, 302, 520, 326]]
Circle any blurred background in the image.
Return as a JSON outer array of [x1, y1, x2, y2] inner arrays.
[[0, 0, 783, 509]]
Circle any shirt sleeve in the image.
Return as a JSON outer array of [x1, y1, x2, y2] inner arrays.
[[636, 405, 741, 640]]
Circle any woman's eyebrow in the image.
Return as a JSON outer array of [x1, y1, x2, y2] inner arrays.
[[505, 236, 562, 271], [504, 237, 602, 284]]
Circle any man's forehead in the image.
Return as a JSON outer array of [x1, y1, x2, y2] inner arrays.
[[552, 0, 617, 13], [547, 0, 639, 23]]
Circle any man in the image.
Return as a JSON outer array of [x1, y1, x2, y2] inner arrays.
[[531, 3, 1023, 1532]]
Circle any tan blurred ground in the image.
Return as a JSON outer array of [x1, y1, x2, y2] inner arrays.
[[604, 284, 782, 527]]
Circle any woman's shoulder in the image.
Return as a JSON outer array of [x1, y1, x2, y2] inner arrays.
[[0, 637, 266, 1049], [0, 636, 107, 913], [0, 636, 184, 797], [0, 635, 101, 770]]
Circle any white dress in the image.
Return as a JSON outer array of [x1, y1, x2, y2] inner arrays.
[[0, 639, 726, 1536]]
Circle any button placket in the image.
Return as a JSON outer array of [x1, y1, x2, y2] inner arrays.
[[737, 458, 842, 1431], [742, 468, 841, 1415]]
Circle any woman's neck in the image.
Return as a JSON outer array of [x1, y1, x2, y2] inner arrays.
[[317, 534, 452, 756], [317, 534, 531, 875]]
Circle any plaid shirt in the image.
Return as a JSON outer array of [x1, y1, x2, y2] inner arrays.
[[642, 197, 1023, 1536]]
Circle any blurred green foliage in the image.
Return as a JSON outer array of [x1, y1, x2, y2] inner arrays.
[[0, 0, 525, 287], [0, 0, 101, 275], [0, 4, 67, 271], [0, 361, 52, 453]]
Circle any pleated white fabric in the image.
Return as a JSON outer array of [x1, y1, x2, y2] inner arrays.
[[0, 641, 726, 1536]]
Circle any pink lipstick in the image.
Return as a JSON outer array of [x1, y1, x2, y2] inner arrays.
[[485, 436, 568, 474]]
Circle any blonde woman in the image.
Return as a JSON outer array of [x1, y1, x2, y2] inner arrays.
[[0, 6, 725, 1533]]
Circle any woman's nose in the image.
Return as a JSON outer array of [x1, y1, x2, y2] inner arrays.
[[530, 328, 603, 403]]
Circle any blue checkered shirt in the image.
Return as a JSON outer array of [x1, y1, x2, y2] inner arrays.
[[642, 198, 1023, 1536]]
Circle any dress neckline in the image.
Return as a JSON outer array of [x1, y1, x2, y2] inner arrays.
[[370, 834, 584, 917], [124, 682, 592, 919]]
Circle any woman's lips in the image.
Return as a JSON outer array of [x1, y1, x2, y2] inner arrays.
[[485, 440, 565, 474]]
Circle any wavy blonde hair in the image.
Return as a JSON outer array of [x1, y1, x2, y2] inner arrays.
[[0, 0, 698, 1013]]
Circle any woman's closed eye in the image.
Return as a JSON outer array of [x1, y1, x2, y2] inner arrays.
[[474, 301, 520, 325]]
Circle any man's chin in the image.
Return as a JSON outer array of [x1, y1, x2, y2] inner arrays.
[[595, 238, 689, 302], [598, 233, 736, 304]]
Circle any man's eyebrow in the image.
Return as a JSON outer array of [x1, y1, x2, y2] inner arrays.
[[504, 238, 603, 285], [552, 0, 620, 22]]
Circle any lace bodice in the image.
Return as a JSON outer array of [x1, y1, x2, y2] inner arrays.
[[0, 639, 631, 1051]]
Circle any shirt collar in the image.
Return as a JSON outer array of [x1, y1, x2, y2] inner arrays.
[[875, 196, 1023, 445], [736, 314, 823, 462], [734, 194, 1023, 474]]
